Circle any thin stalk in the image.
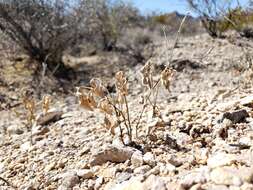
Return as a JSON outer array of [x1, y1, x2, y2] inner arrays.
[[108, 98, 131, 142], [153, 82, 160, 113], [118, 122, 125, 145], [135, 104, 147, 138], [0, 176, 16, 189], [168, 13, 189, 65], [123, 95, 132, 141]]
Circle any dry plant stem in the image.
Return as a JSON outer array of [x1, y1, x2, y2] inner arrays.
[[29, 122, 33, 145], [118, 123, 125, 145], [0, 176, 16, 189], [135, 104, 147, 138], [153, 83, 161, 113], [146, 79, 161, 108], [169, 13, 189, 65], [108, 99, 129, 145], [123, 95, 132, 140]]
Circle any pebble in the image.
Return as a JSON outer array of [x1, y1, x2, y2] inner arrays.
[[44, 162, 56, 172], [143, 152, 156, 167], [76, 169, 94, 179], [59, 171, 80, 189], [94, 177, 104, 190], [131, 151, 143, 167], [7, 124, 24, 135], [207, 153, 236, 168], [210, 167, 243, 186], [90, 145, 135, 166], [20, 141, 32, 152], [134, 165, 151, 174]]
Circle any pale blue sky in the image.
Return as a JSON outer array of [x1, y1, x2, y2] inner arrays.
[[127, 0, 250, 15]]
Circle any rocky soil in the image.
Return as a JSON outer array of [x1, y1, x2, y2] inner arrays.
[[1, 33, 253, 190]]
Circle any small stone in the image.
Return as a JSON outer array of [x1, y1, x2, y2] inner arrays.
[[60, 171, 80, 189], [110, 175, 167, 190], [229, 186, 241, 190], [115, 172, 132, 183], [90, 145, 135, 166], [143, 152, 156, 167], [94, 177, 104, 190], [0, 162, 5, 174], [87, 179, 95, 189], [144, 165, 160, 178], [32, 125, 49, 136], [77, 160, 89, 169], [142, 175, 167, 190], [189, 184, 202, 190], [37, 111, 63, 126], [134, 165, 151, 174], [159, 163, 176, 175], [76, 169, 94, 179], [100, 167, 118, 178], [20, 141, 32, 152], [207, 153, 236, 168], [208, 184, 229, 190], [210, 167, 242, 186], [131, 151, 143, 167], [7, 124, 24, 135], [181, 170, 208, 188], [44, 162, 56, 172], [241, 183, 253, 190], [222, 109, 249, 124]]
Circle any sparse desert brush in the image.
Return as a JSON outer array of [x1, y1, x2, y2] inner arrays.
[[75, 62, 175, 146]]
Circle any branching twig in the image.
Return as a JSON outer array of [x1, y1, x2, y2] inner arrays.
[[0, 176, 16, 189]]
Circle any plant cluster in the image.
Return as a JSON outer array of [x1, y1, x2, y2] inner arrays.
[[75, 62, 175, 145], [22, 91, 51, 144]]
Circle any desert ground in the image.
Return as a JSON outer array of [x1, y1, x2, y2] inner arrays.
[[1, 32, 253, 190]]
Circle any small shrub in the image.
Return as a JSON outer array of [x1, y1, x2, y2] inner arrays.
[[0, 0, 84, 77], [186, 0, 232, 37], [80, 0, 142, 51]]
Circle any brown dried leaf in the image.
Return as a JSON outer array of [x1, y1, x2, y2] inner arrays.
[[141, 60, 153, 89], [103, 116, 118, 135], [161, 67, 175, 90], [98, 98, 113, 115], [115, 71, 128, 96], [76, 87, 94, 111], [42, 95, 51, 114], [90, 78, 106, 98], [88, 92, 97, 108]]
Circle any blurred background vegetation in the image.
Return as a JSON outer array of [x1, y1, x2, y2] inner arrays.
[[0, 0, 253, 80]]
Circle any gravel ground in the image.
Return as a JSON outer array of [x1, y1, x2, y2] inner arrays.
[[1, 33, 253, 190]]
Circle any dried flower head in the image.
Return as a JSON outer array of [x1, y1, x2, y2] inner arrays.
[[115, 71, 128, 96], [141, 60, 153, 89], [75, 87, 95, 111], [42, 95, 51, 114], [103, 116, 118, 135], [98, 98, 113, 115], [161, 67, 175, 90], [23, 95, 36, 124], [90, 78, 106, 98]]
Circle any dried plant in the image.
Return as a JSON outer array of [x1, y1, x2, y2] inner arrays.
[[22, 91, 36, 144], [76, 64, 175, 145], [42, 95, 51, 115], [20, 91, 55, 144]]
